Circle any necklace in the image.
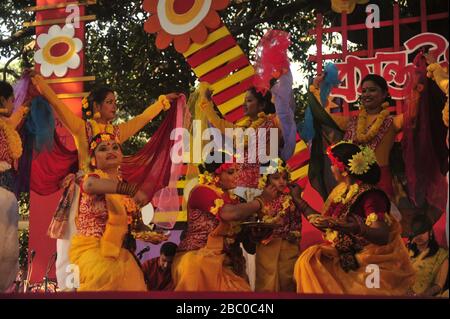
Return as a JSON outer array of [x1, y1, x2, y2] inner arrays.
[[356, 109, 390, 143], [239, 112, 268, 130], [333, 183, 360, 205]]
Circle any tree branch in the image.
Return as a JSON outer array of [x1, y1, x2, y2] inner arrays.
[[2, 48, 23, 81], [0, 68, 20, 80], [230, 0, 312, 35], [0, 27, 35, 48]]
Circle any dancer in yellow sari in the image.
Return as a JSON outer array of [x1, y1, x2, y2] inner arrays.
[[172, 151, 277, 291], [31, 73, 178, 290], [69, 133, 147, 291], [291, 142, 415, 295]]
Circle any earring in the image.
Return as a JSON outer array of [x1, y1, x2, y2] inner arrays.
[[93, 112, 101, 120], [341, 171, 348, 177], [381, 101, 389, 109], [90, 158, 97, 167]]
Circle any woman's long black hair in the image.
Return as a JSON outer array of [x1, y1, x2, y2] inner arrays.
[[82, 86, 115, 120]]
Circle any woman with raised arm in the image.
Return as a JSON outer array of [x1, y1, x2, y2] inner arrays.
[[30, 72, 179, 290], [0, 81, 29, 292]]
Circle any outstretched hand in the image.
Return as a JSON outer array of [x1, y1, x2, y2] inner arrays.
[[313, 73, 325, 88], [424, 52, 437, 65]]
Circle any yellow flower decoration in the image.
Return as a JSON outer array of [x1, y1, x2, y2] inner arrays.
[[333, 183, 359, 205], [87, 119, 115, 136], [210, 198, 224, 216], [258, 175, 267, 189], [356, 108, 390, 144], [198, 172, 214, 185], [324, 229, 339, 243], [81, 97, 89, 109], [90, 141, 97, 150], [348, 151, 370, 175], [0, 118, 23, 160], [365, 213, 379, 226], [347, 146, 377, 175], [361, 146, 377, 166]]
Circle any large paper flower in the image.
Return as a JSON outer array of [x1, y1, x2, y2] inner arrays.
[[143, 0, 229, 53], [34, 24, 83, 77]]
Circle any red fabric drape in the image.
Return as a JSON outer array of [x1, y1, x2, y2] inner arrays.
[[402, 55, 448, 219], [121, 104, 177, 198], [30, 101, 178, 201], [30, 134, 78, 196]]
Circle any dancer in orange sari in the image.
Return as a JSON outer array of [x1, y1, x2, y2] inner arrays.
[[172, 151, 277, 291], [292, 142, 415, 295]]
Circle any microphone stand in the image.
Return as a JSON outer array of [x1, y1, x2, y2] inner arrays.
[[24, 250, 35, 293], [43, 253, 57, 293]]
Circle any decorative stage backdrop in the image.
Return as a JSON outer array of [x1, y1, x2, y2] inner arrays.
[[26, 0, 449, 283]]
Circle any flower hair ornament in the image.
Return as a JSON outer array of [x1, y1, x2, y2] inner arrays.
[[327, 141, 377, 175], [89, 133, 120, 157], [258, 158, 290, 189], [348, 145, 377, 175]]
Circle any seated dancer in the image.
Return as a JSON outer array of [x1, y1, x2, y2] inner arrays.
[[30, 73, 178, 290], [255, 159, 302, 292], [69, 133, 147, 291], [0, 81, 28, 291], [292, 142, 415, 295], [172, 151, 277, 291], [407, 215, 448, 297]]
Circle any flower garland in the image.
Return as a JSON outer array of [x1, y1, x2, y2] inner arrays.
[[210, 198, 224, 216], [239, 112, 268, 130], [87, 118, 115, 137], [356, 108, 390, 144], [261, 194, 293, 224], [333, 183, 360, 205], [0, 117, 23, 160]]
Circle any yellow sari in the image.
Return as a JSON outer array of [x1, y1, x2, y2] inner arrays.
[[172, 223, 251, 292], [294, 184, 415, 296]]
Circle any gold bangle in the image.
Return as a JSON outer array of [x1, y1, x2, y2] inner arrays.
[[254, 197, 264, 210]]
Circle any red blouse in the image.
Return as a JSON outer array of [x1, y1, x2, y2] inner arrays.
[[177, 184, 240, 252], [236, 115, 280, 188]]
